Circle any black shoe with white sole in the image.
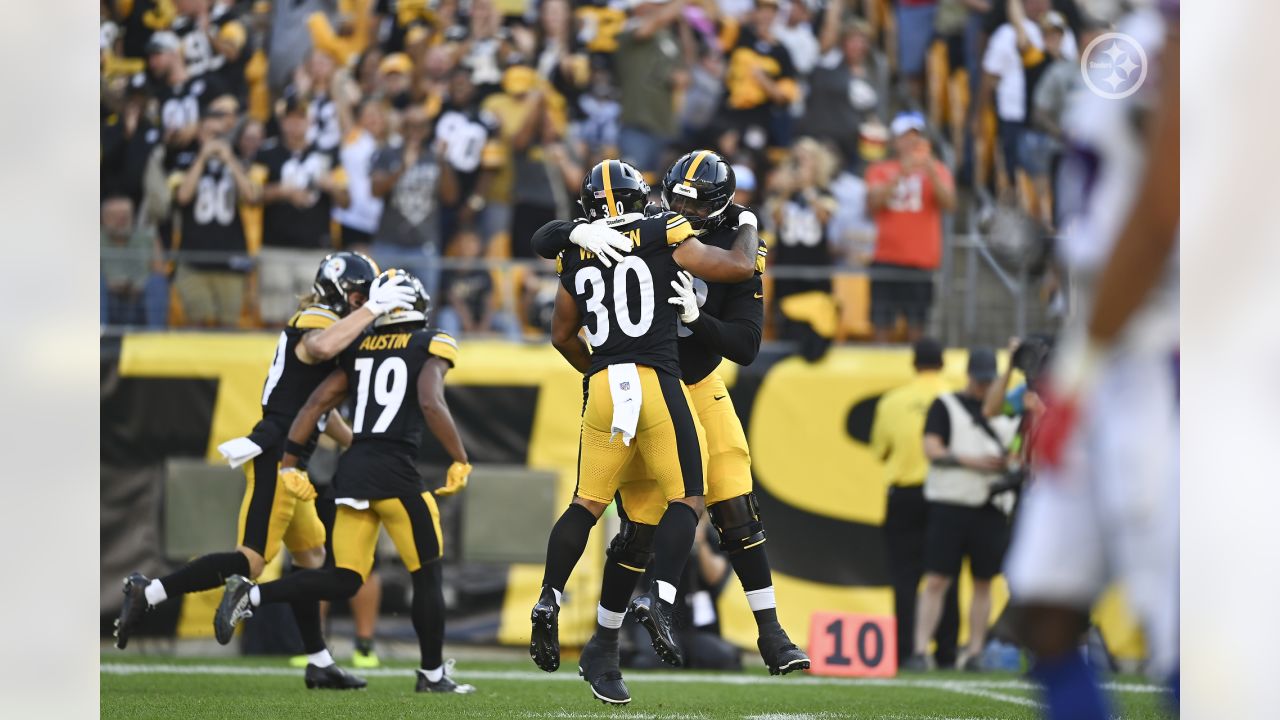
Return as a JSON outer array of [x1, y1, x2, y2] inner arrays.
[[113, 573, 151, 650], [629, 589, 682, 667], [578, 633, 630, 705], [757, 624, 811, 676], [415, 660, 476, 693], [213, 575, 255, 645], [529, 586, 561, 672]]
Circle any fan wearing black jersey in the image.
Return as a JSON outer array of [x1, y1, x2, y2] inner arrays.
[[531, 151, 807, 705], [214, 270, 477, 695], [529, 160, 760, 683], [113, 252, 414, 689]]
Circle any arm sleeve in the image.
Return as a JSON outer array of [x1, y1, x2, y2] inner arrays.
[[923, 398, 951, 445], [685, 275, 764, 366], [530, 219, 578, 260]]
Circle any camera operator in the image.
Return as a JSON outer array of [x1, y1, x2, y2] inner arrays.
[[904, 348, 1021, 671]]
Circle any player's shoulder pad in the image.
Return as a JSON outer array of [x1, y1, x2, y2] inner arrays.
[[291, 304, 340, 330], [661, 211, 695, 246], [425, 329, 460, 367]]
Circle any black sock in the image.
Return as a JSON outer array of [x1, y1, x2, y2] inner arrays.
[[541, 504, 598, 593], [158, 551, 251, 597], [412, 563, 445, 670], [287, 566, 327, 655], [258, 568, 362, 606], [728, 544, 779, 628], [355, 637, 375, 655], [597, 561, 642, 642], [650, 502, 699, 590]]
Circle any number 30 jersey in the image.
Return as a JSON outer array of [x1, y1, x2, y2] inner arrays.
[[558, 212, 697, 379], [332, 326, 460, 499]]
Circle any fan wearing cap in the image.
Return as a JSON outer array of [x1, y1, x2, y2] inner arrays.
[[905, 348, 1019, 671], [147, 29, 230, 146], [251, 92, 351, 326], [865, 112, 955, 343], [706, 0, 800, 151]]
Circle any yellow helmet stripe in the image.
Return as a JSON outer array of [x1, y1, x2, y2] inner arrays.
[[684, 150, 711, 182], [602, 160, 617, 217]]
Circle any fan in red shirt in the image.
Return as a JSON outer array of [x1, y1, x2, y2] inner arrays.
[[865, 112, 956, 342]]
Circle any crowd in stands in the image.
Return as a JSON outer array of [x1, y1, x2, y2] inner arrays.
[[101, 0, 1096, 342]]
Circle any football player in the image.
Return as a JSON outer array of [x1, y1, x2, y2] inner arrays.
[[531, 151, 808, 705], [213, 271, 476, 695], [114, 252, 415, 690], [1005, 1, 1180, 717], [529, 160, 760, 683]]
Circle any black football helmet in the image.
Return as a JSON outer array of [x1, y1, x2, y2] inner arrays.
[[661, 150, 736, 232], [372, 269, 431, 329], [313, 252, 380, 316], [579, 159, 649, 221]]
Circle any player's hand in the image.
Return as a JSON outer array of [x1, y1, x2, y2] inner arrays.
[[435, 461, 472, 496], [569, 222, 632, 268], [364, 272, 416, 317], [668, 271, 699, 324], [1030, 335, 1105, 468], [279, 467, 317, 501]]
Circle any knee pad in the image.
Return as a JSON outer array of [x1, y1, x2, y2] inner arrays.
[[606, 519, 656, 571], [709, 493, 767, 554]]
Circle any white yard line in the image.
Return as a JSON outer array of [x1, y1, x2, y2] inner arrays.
[[921, 681, 1043, 709]]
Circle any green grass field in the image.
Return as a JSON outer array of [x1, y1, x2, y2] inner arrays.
[[101, 654, 1175, 719]]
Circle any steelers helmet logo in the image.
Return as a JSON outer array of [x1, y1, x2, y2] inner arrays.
[[323, 256, 347, 282]]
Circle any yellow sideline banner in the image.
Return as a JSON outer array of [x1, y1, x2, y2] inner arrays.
[[115, 334, 1146, 662]]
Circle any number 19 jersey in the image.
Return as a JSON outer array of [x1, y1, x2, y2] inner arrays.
[[332, 326, 460, 499], [557, 212, 697, 378]]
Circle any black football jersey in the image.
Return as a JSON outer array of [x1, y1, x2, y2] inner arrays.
[[252, 140, 339, 248], [260, 305, 344, 419], [557, 212, 697, 379], [332, 326, 460, 498]]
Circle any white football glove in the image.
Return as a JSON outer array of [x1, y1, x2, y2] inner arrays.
[[363, 273, 416, 317], [668, 271, 699, 324], [569, 221, 633, 268]]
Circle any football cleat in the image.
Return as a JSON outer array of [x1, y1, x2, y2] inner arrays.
[[113, 573, 152, 650], [578, 633, 630, 705], [902, 653, 935, 671], [351, 649, 381, 669], [304, 663, 367, 690], [529, 587, 561, 672], [757, 625, 811, 676], [415, 659, 476, 694], [629, 589, 682, 667], [213, 575, 255, 645]]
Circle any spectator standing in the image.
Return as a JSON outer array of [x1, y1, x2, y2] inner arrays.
[[369, 103, 459, 300], [908, 348, 1016, 670], [869, 338, 961, 669], [716, 0, 800, 153], [978, 0, 1076, 199], [102, 72, 163, 208], [333, 99, 389, 252], [895, 0, 940, 109], [865, 112, 956, 342], [438, 229, 519, 338], [101, 196, 167, 327], [613, 0, 685, 176], [477, 66, 549, 250], [801, 16, 890, 168], [170, 0, 249, 100], [1030, 10, 1083, 229], [294, 49, 344, 153], [147, 30, 227, 147], [433, 68, 504, 244], [169, 96, 257, 327], [252, 95, 350, 325], [509, 81, 581, 259]]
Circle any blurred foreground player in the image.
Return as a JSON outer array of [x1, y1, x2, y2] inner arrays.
[[530, 159, 760, 682], [214, 270, 476, 694], [531, 150, 808, 705], [114, 252, 413, 689], [1004, 2, 1180, 718]]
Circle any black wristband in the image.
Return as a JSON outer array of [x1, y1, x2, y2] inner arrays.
[[284, 439, 309, 458]]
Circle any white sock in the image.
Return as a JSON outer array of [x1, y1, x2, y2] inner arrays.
[[745, 586, 776, 612], [248, 585, 262, 607], [656, 580, 677, 604], [551, 588, 562, 606], [419, 666, 443, 682], [307, 649, 334, 668], [144, 579, 167, 607], [597, 604, 625, 630]]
